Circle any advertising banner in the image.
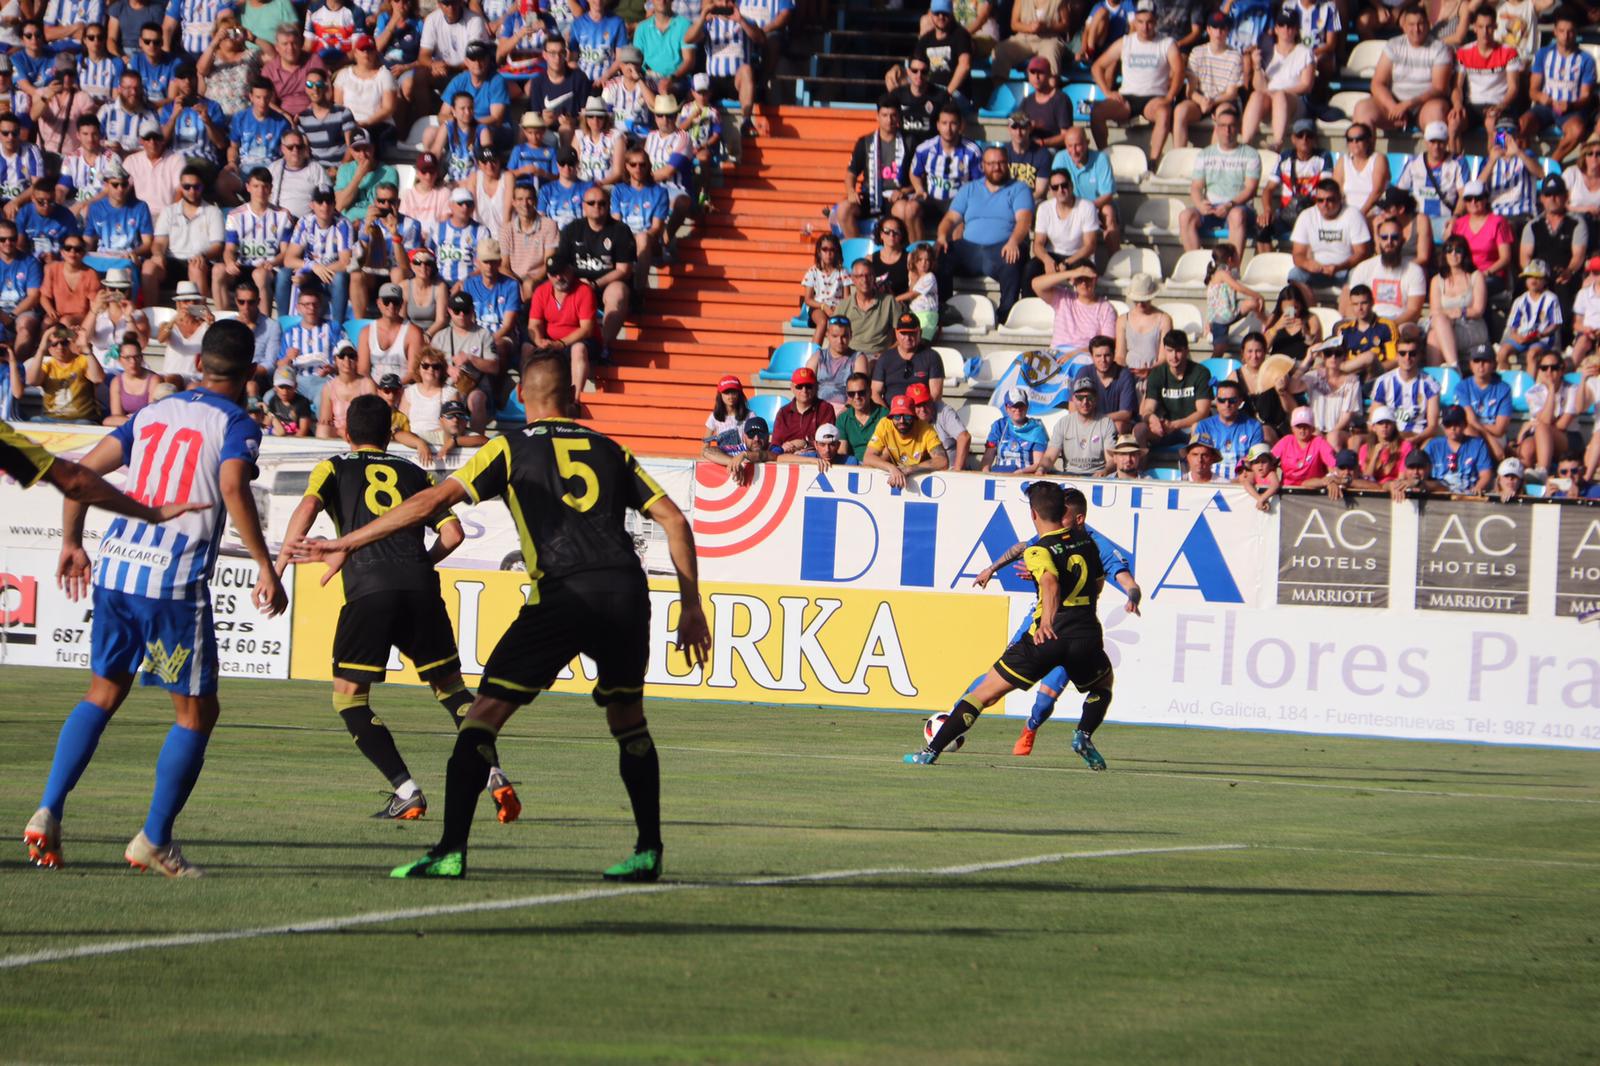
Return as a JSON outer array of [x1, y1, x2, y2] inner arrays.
[[1277, 494, 1392, 608], [1414, 499, 1532, 614], [1555, 505, 1600, 619]]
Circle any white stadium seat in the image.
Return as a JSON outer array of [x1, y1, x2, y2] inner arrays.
[[997, 297, 1054, 335], [1144, 147, 1200, 195], [1241, 252, 1294, 291], [1105, 143, 1150, 191], [1257, 148, 1280, 180], [1161, 301, 1204, 343], [1162, 249, 1214, 298], [1342, 38, 1386, 80], [1317, 91, 1371, 136], [932, 345, 967, 383], [942, 292, 997, 336], [392, 163, 416, 196], [1126, 198, 1184, 241], [961, 402, 1002, 439], [1103, 247, 1161, 289], [1311, 306, 1342, 334], [1108, 298, 1129, 316]]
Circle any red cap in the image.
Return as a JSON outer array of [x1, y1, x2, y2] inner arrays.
[[905, 382, 932, 404], [717, 374, 743, 393], [351, 33, 375, 50], [415, 151, 438, 172], [790, 367, 817, 386], [1588, 256, 1600, 273], [889, 394, 914, 416]]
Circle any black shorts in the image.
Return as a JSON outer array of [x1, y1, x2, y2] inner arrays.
[[993, 627, 1112, 692], [1123, 94, 1160, 118], [477, 569, 650, 707], [332, 587, 460, 684], [705, 74, 742, 102]]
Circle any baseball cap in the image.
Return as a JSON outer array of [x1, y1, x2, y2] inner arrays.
[[905, 382, 933, 405], [1072, 376, 1096, 395], [1007, 109, 1032, 126], [1206, 9, 1230, 27], [52, 52, 76, 73], [1404, 449, 1432, 470], [138, 117, 161, 139], [440, 399, 470, 419], [888, 394, 915, 416], [1367, 404, 1395, 425], [310, 186, 335, 203], [717, 374, 743, 393], [475, 143, 497, 161], [1467, 344, 1494, 362], [790, 366, 817, 386], [557, 146, 579, 166], [1378, 186, 1415, 210], [1184, 430, 1219, 456], [351, 33, 375, 51], [1423, 121, 1448, 142], [1440, 404, 1467, 426], [1025, 56, 1052, 74], [273, 367, 295, 387], [1495, 115, 1517, 132], [895, 311, 921, 333], [1334, 448, 1359, 470], [378, 373, 402, 390], [1291, 117, 1316, 135], [447, 291, 473, 312], [332, 339, 357, 360], [103, 158, 128, 182], [692, 73, 711, 92], [378, 282, 403, 301], [1461, 180, 1486, 198], [929, 0, 953, 13], [1245, 442, 1275, 464], [1001, 387, 1029, 408], [1540, 174, 1568, 197], [349, 129, 372, 149], [1521, 259, 1548, 279], [743, 415, 770, 437], [476, 237, 502, 261], [464, 39, 493, 60], [814, 424, 839, 443], [1498, 457, 1525, 478], [450, 187, 474, 204], [1588, 256, 1600, 273], [616, 45, 643, 66], [1274, 4, 1300, 26], [415, 151, 439, 172], [1290, 406, 1315, 428]]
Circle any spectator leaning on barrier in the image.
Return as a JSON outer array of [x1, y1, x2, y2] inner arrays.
[[906, 380, 968, 472], [1141, 329, 1213, 447], [1548, 457, 1600, 499], [1238, 441, 1282, 510], [1359, 405, 1413, 484], [1371, 327, 1441, 442], [980, 387, 1049, 474], [1271, 405, 1336, 488], [1072, 333, 1138, 436], [864, 392, 949, 489], [872, 311, 943, 406], [1180, 103, 1258, 261], [1194, 377, 1265, 479], [1425, 403, 1494, 493], [1300, 340, 1363, 450], [1388, 447, 1441, 498], [703, 372, 750, 449], [1042, 376, 1116, 476], [935, 145, 1033, 325], [1456, 344, 1513, 460], [771, 367, 835, 455], [1491, 456, 1527, 502], [1106, 431, 1146, 479], [834, 370, 884, 464], [704, 413, 777, 486]]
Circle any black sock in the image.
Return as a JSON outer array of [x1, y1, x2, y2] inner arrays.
[[438, 722, 497, 855], [929, 694, 983, 754], [335, 692, 410, 788], [612, 719, 661, 853], [436, 680, 473, 727], [1078, 687, 1112, 736]]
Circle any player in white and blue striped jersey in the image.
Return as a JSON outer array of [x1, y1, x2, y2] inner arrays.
[[163, 0, 229, 58], [23, 321, 286, 879], [1498, 258, 1563, 369]]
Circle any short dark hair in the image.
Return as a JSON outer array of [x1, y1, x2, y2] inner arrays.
[[1162, 329, 1189, 351], [1349, 283, 1374, 301], [1061, 485, 1087, 518], [249, 76, 274, 94], [520, 344, 572, 383], [198, 319, 255, 380], [246, 166, 272, 185], [180, 163, 206, 182], [1316, 177, 1340, 196], [1088, 334, 1114, 353], [876, 93, 899, 112], [1027, 480, 1066, 524], [1215, 378, 1245, 397], [76, 112, 101, 128], [233, 278, 259, 299], [1552, 4, 1579, 24], [345, 394, 392, 448], [936, 102, 963, 124]]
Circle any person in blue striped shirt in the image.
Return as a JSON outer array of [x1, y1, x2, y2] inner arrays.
[[1497, 258, 1563, 369], [901, 102, 981, 242], [97, 70, 154, 153], [11, 20, 58, 98], [1519, 9, 1596, 166], [1484, 118, 1541, 224], [76, 28, 125, 101], [0, 113, 45, 205], [279, 282, 339, 400], [278, 188, 356, 323], [430, 188, 485, 287]]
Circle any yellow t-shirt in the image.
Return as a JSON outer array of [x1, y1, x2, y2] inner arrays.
[[868, 417, 943, 468], [39, 354, 96, 422]]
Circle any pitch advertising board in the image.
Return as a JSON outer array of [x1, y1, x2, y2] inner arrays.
[[1414, 499, 1532, 614], [1276, 495, 1392, 608]]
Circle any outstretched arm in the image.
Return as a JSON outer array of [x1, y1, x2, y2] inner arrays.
[[221, 457, 287, 617], [644, 494, 710, 668], [292, 477, 471, 559], [48, 458, 205, 524]]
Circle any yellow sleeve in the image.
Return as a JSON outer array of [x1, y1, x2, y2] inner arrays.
[[868, 418, 893, 451], [1378, 318, 1398, 363], [450, 434, 512, 503], [0, 420, 54, 488], [1022, 545, 1058, 581], [621, 445, 667, 514], [302, 459, 337, 504], [916, 424, 943, 459], [391, 409, 411, 433]]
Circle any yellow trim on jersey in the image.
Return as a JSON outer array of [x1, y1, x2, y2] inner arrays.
[[303, 458, 337, 504], [0, 421, 54, 488], [410, 654, 458, 673], [594, 683, 644, 697], [450, 434, 513, 505], [505, 483, 543, 604], [434, 513, 461, 532], [484, 675, 542, 693], [995, 660, 1036, 686], [1021, 545, 1058, 581], [620, 444, 668, 514], [335, 661, 386, 672]]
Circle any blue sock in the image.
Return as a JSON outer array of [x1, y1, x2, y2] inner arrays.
[[40, 701, 113, 819], [143, 725, 209, 848], [1027, 690, 1059, 732], [962, 674, 983, 696]]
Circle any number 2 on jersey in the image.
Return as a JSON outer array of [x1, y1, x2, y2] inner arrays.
[[1062, 554, 1091, 607], [553, 438, 599, 512], [363, 464, 403, 515]]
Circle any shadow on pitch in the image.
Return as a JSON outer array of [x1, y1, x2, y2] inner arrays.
[[327, 920, 1014, 939], [533, 817, 1174, 839]]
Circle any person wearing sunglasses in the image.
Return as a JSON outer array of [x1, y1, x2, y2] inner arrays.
[[38, 232, 101, 337], [526, 252, 594, 410], [355, 179, 421, 310], [556, 185, 634, 351], [261, 21, 327, 120], [195, 10, 257, 120], [1396, 121, 1469, 244], [145, 163, 224, 303], [806, 314, 868, 410], [1192, 377, 1265, 479], [334, 129, 398, 225], [26, 326, 104, 422], [1454, 344, 1513, 461], [830, 370, 881, 464], [76, 27, 122, 104], [1516, 351, 1579, 476], [863, 392, 948, 490], [1562, 131, 1600, 247], [333, 32, 399, 143], [1003, 110, 1051, 201], [1344, 218, 1426, 331], [15, 177, 80, 264], [1288, 177, 1371, 293], [1545, 459, 1600, 500], [0, 114, 44, 206], [1332, 123, 1389, 223], [315, 340, 379, 438], [30, 55, 97, 157]]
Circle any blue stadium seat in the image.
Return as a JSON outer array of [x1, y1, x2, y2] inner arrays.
[[278, 314, 301, 331], [1063, 83, 1102, 125], [497, 388, 526, 423], [979, 81, 1029, 119], [1461, 154, 1484, 182], [1504, 370, 1534, 414], [758, 341, 817, 382], [746, 393, 784, 424], [1385, 152, 1411, 182], [343, 318, 373, 348], [1422, 366, 1460, 406], [1201, 357, 1240, 383], [1146, 467, 1180, 481], [839, 237, 876, 265]]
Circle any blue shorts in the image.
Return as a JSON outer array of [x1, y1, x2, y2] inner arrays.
[[90, 585, 219, 697]]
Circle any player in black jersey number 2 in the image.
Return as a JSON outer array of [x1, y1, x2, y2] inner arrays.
[[274, 396, 520, 823], [906, 482, 1114, 764], [290, 350, 712, 881]]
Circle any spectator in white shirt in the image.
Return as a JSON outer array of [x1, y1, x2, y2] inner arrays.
[[1351, 5, 1454, 135], [146, 163, 224, 300], [1343, 216, 1426, 325], [1242, 6, 1315, 151], [1289, 178, 1371, 294], [1025, 167, 1098, 292]]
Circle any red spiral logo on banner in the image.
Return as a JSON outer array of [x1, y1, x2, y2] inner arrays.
[[692, 462, 801, 558]]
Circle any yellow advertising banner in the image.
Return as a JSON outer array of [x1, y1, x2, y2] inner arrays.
[[289, 567, 1009, 710]]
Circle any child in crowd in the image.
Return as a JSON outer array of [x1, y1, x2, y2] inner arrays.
[[306, 0, 358, 58], [1358, 404, 1413, 483], [1204, 243, 1262, 355], [1496, 259, 1562, 370], [1237, 441, 1282, 511], [902, 243, 940, 340], [508, 112, 559, 188], [801, 234, 851, 328], [679, 73, 723, 171]]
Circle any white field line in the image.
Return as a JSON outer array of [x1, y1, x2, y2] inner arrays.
[[0, 844, 1245, 972], [1253, 845, 1600, 870]]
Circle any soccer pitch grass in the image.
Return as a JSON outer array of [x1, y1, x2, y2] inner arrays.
[[1, 667, 1597, 1065]]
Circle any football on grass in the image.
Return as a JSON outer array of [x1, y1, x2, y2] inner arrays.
[[923, 714, 965, 753]]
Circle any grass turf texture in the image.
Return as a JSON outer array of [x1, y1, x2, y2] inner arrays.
[[1, 665, 1597, 1065]]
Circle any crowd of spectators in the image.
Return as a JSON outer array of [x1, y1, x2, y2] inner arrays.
[[0, 0, 803, 442], [760, 0, 1600, 503]]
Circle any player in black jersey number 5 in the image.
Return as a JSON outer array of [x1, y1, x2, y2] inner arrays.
[[290, 349, 712, 882], [274, 395, 519, 823], [907, 482, 1114, 764]]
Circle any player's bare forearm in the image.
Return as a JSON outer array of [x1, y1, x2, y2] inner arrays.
[[428, 517, 464, 564], [48, 460, 201, 525], [308, 478, 470, 555], [221, 460, 274, 572], [60, 436, 128, 547], [1117, 573, 1142, 614], [1034, 572, 1060, 642], [275, 495, 323, 575], [646, 495, 710, 665]]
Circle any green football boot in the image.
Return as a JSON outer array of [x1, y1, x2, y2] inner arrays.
[[602, 847, 663, 882], [390, 850, 466, 879]]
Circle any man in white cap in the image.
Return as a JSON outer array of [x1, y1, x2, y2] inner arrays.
[[1397, 122, 1468, 241], [147, 161, 223, 300], [461, 237, 523, 370], [1351, 4, 1453, 134], [431, 186, 485, 288]]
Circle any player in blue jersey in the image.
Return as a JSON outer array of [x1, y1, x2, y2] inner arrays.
[[23, 320, 287, 877], [964, 494, 1143, 769]]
